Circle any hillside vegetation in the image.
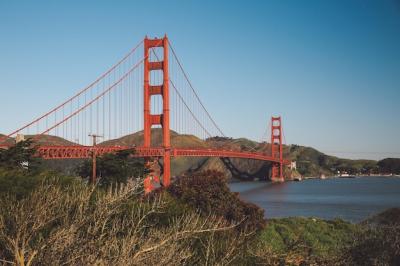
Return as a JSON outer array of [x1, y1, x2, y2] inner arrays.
[[1, 169, 399, 265], [0, 142, 399, 265], [1, 130, 399, 178], [101, 130, 398, 177], [288, 145, 378, 176]]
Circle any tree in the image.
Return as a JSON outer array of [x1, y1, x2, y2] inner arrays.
[[0, 139, 40, 171], [377, 158, 400, 174], [76, 149, 146, 186], [318, 155, 328, 167]]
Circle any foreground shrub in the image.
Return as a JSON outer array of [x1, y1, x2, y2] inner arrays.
[[167, 170, 266, 232], [361, 207, 400, 227], [0, 139, 40, 171], [0, 168, 77, 199], [347, 227, 400, 266], [76, 149, 146, 187], [339, 220, 400, 265], [253, 217, 360, 265], [0, 179, 253, 265], [261, 217, 358, 256]]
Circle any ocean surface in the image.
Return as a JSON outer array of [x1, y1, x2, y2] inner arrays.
[[229, 176, 400, 222]]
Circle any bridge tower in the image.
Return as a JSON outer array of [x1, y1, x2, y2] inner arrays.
[[143, 35, 171, 187], [271, 116, 284, 182]]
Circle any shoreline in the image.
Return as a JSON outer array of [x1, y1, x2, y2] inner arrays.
[[229, 175, 400, 183]]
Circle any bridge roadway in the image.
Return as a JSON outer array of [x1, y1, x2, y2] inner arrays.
[[32, 145, 290, 164]]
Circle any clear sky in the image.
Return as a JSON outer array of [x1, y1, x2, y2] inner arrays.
[[0, 0, 399, 160]]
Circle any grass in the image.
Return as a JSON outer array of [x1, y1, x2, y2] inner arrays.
[[256, 213, 400, 265], [259, 217, 360, 258]]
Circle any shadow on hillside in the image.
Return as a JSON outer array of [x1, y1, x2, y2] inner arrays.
[[220, 158, 272, 181]]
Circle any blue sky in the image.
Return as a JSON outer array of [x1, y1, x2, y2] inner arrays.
[[0, 0, 399, 160]]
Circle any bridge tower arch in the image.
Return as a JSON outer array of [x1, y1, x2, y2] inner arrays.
[[143, 35, 171, 186], [271, 116, 284, 182]]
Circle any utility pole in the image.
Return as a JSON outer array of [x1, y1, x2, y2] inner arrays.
[[89, 134, 103, 184]]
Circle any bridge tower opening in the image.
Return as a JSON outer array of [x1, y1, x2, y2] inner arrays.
[[271, 116, 284, 182], [143, 35, 171, 187]]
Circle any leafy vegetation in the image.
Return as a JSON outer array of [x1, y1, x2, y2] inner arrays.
[[1, 140, 400, 265], [0, 180, 254, 265], [0, 168, 76, 199], [289, 144, 379, 176], [76, 149, 146, 186], [0, 144, 258, 265], [4, 132, 400, 178], [166, 170, 266, 231], [339, 225, 400, 266], [255, 217, 360, 264], [377, 158, 400, 175], [0, 139, 40, 171]]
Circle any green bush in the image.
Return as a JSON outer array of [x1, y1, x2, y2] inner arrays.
[[167, 170, 266, 231], [339, 209, 400, 265], [339, 225, 400, 266], [76, 149, 146, 186], [377, 158, 400, 174], [0, 139, 40, 171], [0, 168, 78, 199], [258, 217, 359, 263]]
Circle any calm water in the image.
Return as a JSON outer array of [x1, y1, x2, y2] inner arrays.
[[229, 176, 400, 222]]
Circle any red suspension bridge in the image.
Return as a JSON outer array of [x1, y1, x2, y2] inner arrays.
[[0, 35, 289, 185]]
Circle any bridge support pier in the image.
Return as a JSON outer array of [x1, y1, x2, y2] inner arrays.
[[271, 162, 284, 182], [143, 35, 171, 188], [271, 117, 284, 182]]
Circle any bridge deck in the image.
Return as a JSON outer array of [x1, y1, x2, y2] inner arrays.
[[31, 145, 289, 164]]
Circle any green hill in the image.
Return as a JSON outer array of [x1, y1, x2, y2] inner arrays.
[[25, 134, 78, 146], [377, 158, 400, 174], [100, 129, 209, 176], [100, 128, 209, 149], [0, 134, 77, 146], [2, 131, 396, 178], [288, 144, 378, 176]]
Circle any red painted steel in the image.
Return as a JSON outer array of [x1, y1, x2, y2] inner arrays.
[[162, 36, 171, 186], [271, 116, 284, 182], [34, 145, 290, 165], [36, 146, 164, 159], [173, 148, 289, 164], [143, 36, 171, 186]]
